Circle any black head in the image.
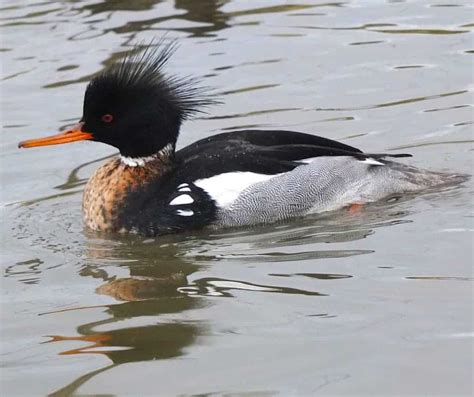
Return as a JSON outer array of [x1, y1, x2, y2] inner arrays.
[[82, 41, 215, 157], [18, 39, 216, 155]]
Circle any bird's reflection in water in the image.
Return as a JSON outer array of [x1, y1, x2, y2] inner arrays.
[[79, 0, 230, 38], [96, 273, 188, 301], [44, 155, 416, 396], [46, 233, 205, 396]]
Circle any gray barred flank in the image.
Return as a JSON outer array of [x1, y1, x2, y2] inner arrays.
[[213, 157, 467, 228]]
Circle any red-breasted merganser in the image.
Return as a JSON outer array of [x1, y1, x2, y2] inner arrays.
[[18, 41, 465, 236]]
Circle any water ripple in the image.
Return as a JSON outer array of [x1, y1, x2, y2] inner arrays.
[[181, 277, 326, 297], [313, 90, 468, 111]]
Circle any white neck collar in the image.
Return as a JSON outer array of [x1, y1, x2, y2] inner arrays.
[[120, 144, 174, 167]]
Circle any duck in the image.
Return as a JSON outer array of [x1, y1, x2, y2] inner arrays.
[[18, 40, 464, 236]]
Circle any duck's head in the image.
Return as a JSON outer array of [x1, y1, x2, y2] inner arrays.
[[19, 40, 214, 159]]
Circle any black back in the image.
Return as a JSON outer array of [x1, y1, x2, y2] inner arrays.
[[116, 129, 411, 236]]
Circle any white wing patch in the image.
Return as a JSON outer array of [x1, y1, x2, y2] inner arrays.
[[177, 209, 194, 216], [359, 158, 384, 166], [194, 172, 277, 208], [300, 157, 385, 166], [298, 157, 318, 164], [177, 183, 192, 192], [169, 194, 194, 206]]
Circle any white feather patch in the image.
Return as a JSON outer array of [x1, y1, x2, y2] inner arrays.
[[120, 155, 156, 167], [359, 158, 384, 166], [301, 157, 385, 167], [120, 144, 174, 167], [194, 172, 277, 208], [298, 157, 318, 164], [169, 194, 194, 205], [177, 183, 192, 192], [177, 209, 194, 216]]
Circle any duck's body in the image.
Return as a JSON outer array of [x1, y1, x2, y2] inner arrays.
[[82, 129, 459, 235], [19, 40, 466, 237]]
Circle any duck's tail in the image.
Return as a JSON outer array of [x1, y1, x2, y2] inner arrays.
[[381, 160, 469, 190]]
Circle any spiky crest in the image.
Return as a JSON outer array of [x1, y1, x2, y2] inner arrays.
[[87, 38, 216, 121]]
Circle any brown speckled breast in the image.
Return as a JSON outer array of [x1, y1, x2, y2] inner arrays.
[[82, 158, 169, 232]]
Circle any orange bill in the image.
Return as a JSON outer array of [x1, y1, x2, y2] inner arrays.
[[18, 123, 92, 148]]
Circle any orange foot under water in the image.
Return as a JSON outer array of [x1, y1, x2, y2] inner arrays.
[[347, 203, 364, 214]]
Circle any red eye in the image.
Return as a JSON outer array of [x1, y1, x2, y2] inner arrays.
[[101, 114, 114, 123]]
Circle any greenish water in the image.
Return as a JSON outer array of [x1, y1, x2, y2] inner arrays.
[[1, 1, 473, 396]]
